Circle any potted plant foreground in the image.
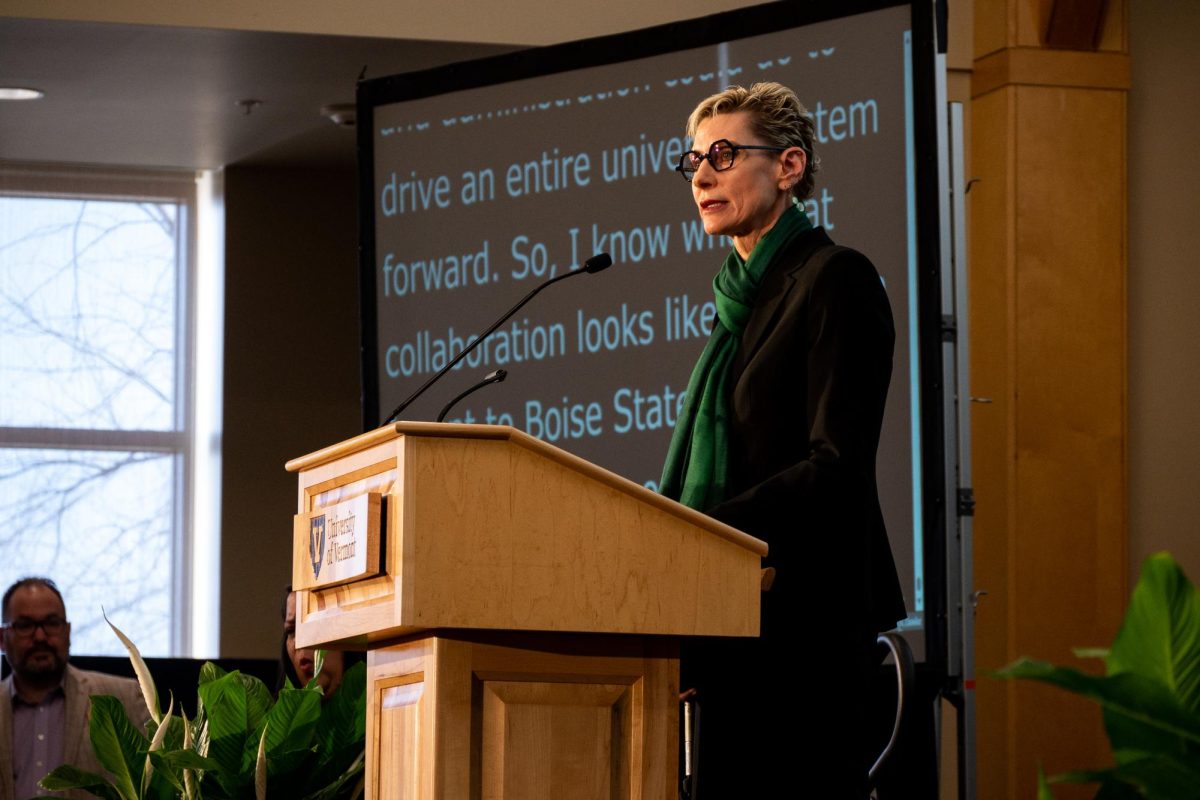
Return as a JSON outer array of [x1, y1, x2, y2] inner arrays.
[[997, 552, 1200, 799], [40, 619, 366, 800]]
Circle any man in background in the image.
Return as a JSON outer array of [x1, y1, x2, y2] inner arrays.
[[0, 577, 150, 800]]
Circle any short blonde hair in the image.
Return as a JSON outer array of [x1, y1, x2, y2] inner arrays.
[[686, 82, 819, 201]]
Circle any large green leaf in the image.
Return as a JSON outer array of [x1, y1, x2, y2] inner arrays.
[[198, 669, 279, 793], [145, 752, 186, 795], [301, 750, 365, 800], [1049, 767, 1145, 798], [995, 660, 1200, 752], [1051, 753, 1200, 799], [39, 764, 125, 800], [258, 687, 323, 797], [197, 671, 251, 794], [237, 676, 276, 779], [238, 672, 274, 734], [1104, 700, 1200, 768], [193, 663, 223, 746], [149, 749, 222, 774], [307, 663, 367, 791], [1107, 753, 1200, 799], [88, 695, 149, 800], [315, 663, 367, 764], [199, 661, 229, 685], [144, 760, 186, 800], [1108, 553, 1200, 717], [261, 687, 321, 757]]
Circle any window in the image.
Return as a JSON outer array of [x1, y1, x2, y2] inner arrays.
[[0, 166, 222, 656]]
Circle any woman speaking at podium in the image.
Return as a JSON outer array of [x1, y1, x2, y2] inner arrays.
[[659, 82, 906, 797]]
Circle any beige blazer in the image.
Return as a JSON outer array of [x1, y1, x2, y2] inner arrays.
[[1, 665, 150, 800]]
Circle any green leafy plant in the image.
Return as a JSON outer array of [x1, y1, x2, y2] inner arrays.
[[997, 552, 1200, 799], [41, 618, 366, 800]]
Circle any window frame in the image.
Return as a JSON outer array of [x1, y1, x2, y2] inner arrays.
[[0, 163, 205, 656]]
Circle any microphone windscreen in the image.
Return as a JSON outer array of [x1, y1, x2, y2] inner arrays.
[[583, 253, 613, 274]]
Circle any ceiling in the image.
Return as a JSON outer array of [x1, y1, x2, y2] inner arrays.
[[0, 17, 518, 170]]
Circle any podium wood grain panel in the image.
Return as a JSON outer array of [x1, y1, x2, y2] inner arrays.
[[378, 676, 425, 800], [481, 681, 631, 800], [402, 433, 759, 636], [367, 633, 675, 800], [369, 641, 436, 800]]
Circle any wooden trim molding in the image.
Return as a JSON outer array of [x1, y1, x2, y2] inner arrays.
[[972, 46, 1130, 97]]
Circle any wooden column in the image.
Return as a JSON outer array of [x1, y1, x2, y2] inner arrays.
[[969, 1, 1129, 798]]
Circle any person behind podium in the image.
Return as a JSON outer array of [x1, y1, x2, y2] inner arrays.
[[276, 587, 364, 700], [660, 82, 906, 797]]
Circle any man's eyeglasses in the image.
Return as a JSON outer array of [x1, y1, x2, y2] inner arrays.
[[675, 139, 788, 182], [4, 617, 68, 638]]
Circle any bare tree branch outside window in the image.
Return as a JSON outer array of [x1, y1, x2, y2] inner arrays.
[[0, 195, 185, 655]]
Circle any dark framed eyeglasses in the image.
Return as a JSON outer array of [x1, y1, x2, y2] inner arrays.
[[675, 139, 788, 181], [5, 617, 68, 638]]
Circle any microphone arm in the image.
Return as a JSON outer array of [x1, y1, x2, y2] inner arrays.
[[437, 369, 507, 423], [383, 252, 612, 424]]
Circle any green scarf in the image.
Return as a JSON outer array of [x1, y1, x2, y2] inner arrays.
[[659, 204, 813, 510]]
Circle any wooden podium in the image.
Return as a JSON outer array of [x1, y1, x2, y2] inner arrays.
[[287, 422, 765, 800]]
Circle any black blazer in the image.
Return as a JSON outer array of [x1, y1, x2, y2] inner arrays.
[[705, 226, 906, 636]]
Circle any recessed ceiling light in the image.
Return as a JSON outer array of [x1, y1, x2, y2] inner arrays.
[[0, 87, 45, 101]]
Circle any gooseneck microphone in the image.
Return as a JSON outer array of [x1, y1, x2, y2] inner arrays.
[[383, 252, 613, 424], [437, 369, 507, 423]]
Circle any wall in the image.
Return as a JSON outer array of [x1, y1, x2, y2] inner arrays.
[[1127, 0, 1200, 584], [220, 164, 362, 656]]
